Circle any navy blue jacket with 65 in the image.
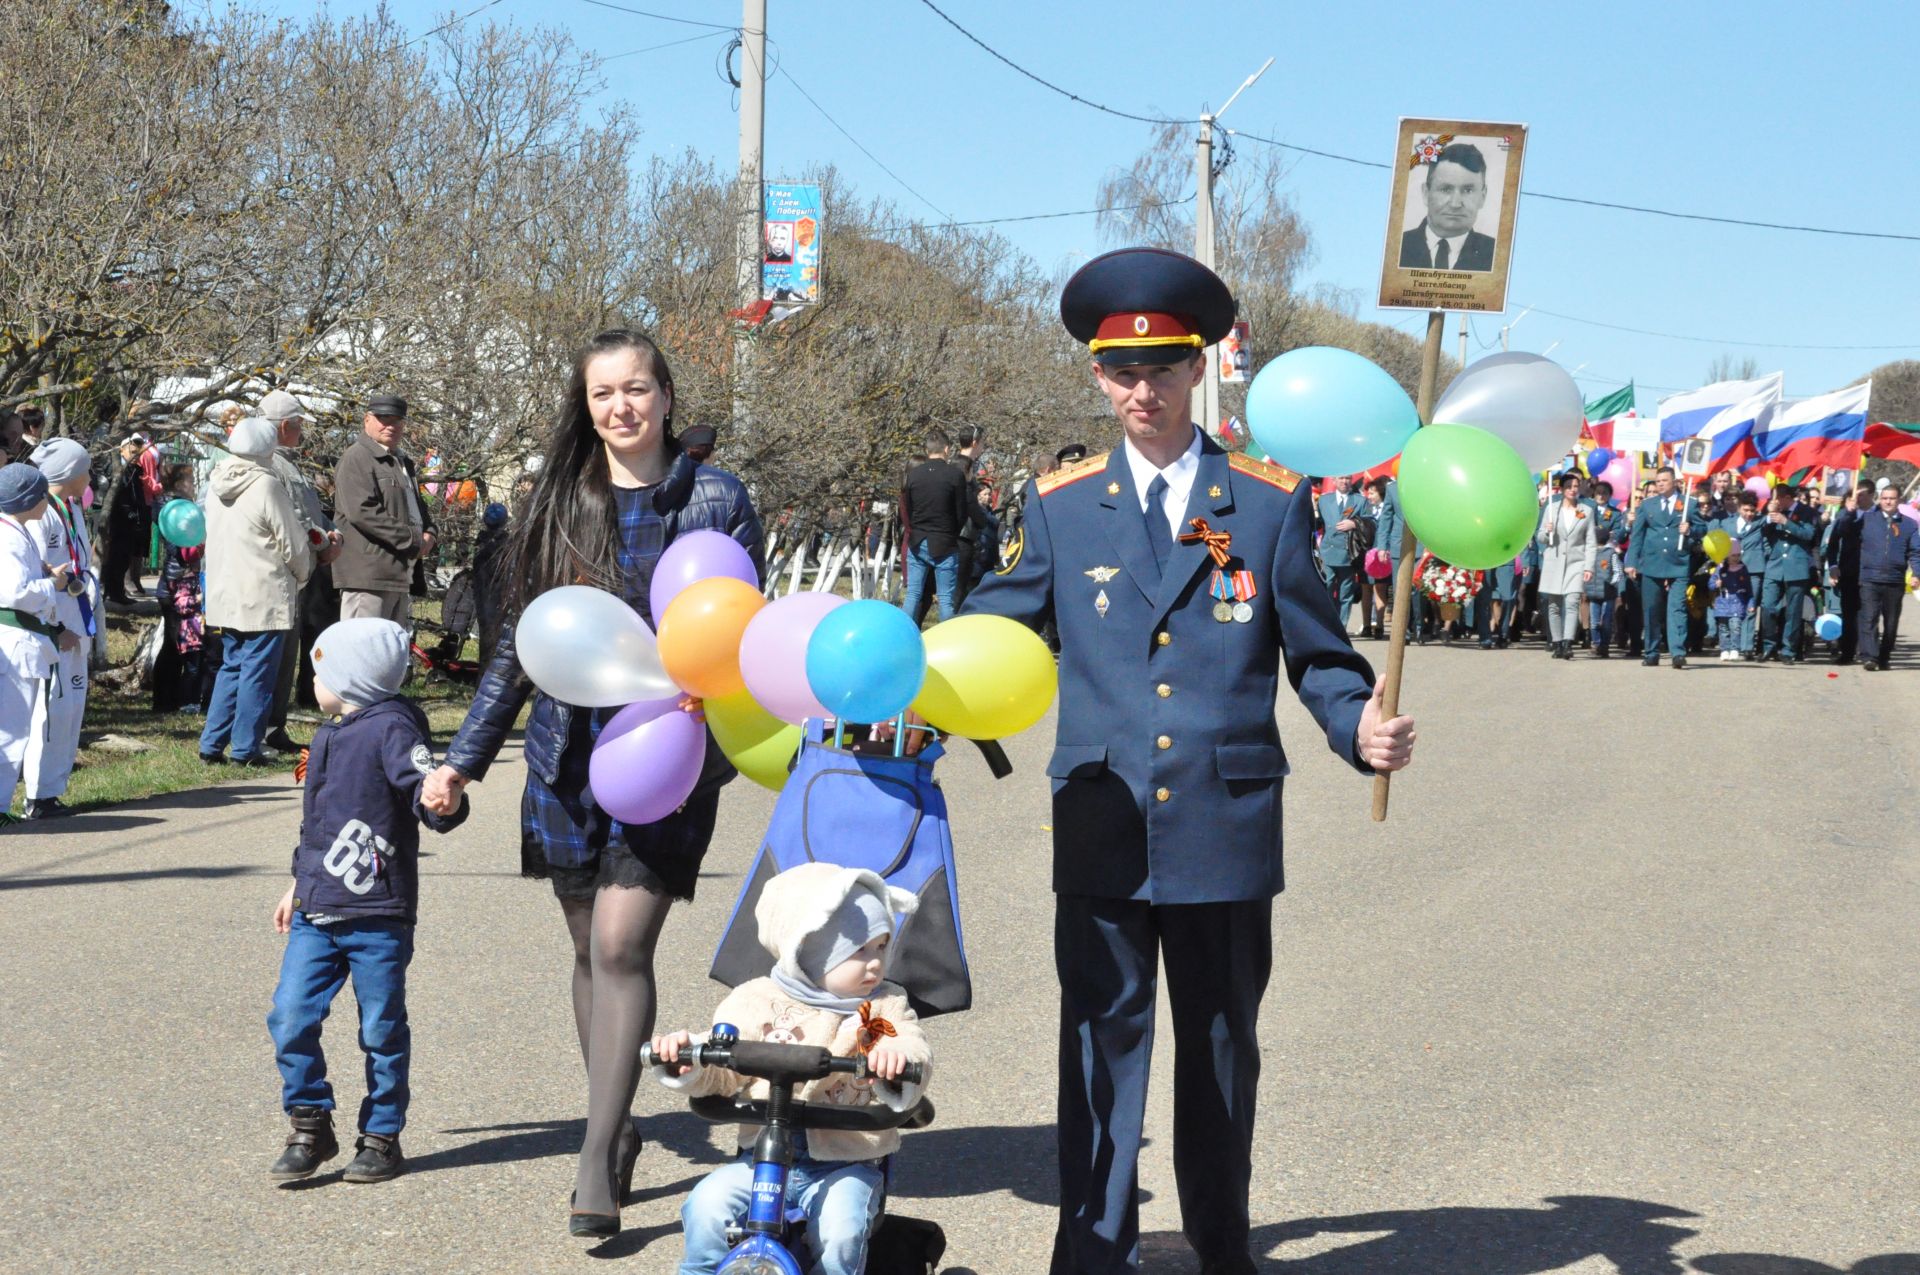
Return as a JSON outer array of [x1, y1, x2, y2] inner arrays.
[[962, 434, 1375, 905]]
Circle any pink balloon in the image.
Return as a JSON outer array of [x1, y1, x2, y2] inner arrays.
[[650, 529, 759, 623], [1903, 502, 1920, 524], [587, 698, 704, 824], [1596, 456, 1635, 508], [739, 591, 848, 724], [1744, 477, 1771, 502], [81, 484, 95, 509]]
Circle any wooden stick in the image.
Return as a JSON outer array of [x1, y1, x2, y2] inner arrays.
[[1371, 310, 1447, 822]]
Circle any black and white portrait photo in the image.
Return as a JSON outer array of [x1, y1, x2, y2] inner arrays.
[[1398, 139, 1503, 273]]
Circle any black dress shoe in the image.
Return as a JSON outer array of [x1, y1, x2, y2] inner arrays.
[[269, 1106, 339, 1180], [1863, 660, 1880, 671], [568, 1192, 620, 1239], [1642, 656, 1660, 667], [1672, 656, 1687, 670], [234, 748, 286, 769], [22, 797, 72, 819], [342, 1132, 405, 1183], [1479, 638, 1495, 650], [263, 729, 301, 753], [199, 752, 227, 765]]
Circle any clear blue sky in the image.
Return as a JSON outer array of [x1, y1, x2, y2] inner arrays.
[[280, 0, 1920, 415]]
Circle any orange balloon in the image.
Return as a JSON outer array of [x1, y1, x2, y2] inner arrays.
[[453, 480, 477, 506], [657, 577, 764, 698]]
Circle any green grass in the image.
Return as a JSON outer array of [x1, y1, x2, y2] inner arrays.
[[9, 599, 496, 817]]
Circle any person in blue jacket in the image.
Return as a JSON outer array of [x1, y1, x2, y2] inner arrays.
[[962, 247, 1417, 1275], [266, 618, 468, 1185], [1823, 486, 1873, 663], [422, 330, 764, 1236], [1757, 482, 1820, 662], [1841, 482, 1920, 670], [1625, 466, 1700, 668]]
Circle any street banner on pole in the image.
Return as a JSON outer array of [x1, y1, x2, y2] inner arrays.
[[762, 182, 822, 304], [1611, 412, 1662, 456], [1219, 321, 1251, 384], [1377, 118, 1528, 314]]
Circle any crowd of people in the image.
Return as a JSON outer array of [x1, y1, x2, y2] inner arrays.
[[1316, 465, 1920, 671]]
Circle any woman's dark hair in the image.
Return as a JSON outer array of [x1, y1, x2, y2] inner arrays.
[[160, 463, 193, 495], [502, 329, 676, 615]]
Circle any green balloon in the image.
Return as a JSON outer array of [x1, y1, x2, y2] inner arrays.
[[1397, 422, 1537, 570]]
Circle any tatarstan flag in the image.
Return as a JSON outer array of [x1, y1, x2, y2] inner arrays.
[[1581, 383, 1636, 449], [1862, 421, 1920, 465]]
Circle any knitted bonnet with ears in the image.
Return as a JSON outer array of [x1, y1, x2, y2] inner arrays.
[[754, 863, 918, 984]]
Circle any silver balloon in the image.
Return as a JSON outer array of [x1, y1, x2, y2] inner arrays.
[[1431, 352, 1585, 473], [515, 585, 678, 707]]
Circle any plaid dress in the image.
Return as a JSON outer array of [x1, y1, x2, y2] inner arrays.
[[519, 485, 718, 897]]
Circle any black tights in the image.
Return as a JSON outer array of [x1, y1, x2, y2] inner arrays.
[[558, 882, 674, 1215]]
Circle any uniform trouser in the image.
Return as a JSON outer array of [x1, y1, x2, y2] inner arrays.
[[1544, 591, 1581, 642], [24, 640, 87, 799], [339, 589, 411, 624], [1833, 580, 1861, 660], [1, 672, 42, 810], [1324, 565, 1359, 631], [1855, 582, 1906, 664], [1053, 894, 1271, 1275], [1760, 577, 1810, 658], [1638, 575, 1689, 656]]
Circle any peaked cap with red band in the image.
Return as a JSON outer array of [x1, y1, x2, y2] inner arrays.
[[1060, 247, 1237, 367]]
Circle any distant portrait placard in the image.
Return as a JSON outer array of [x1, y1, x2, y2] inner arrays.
[[1378, 118, 1527, 313]]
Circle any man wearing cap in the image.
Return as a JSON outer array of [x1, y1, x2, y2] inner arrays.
[[962, 247, 1417, 1275], [258, 391, 343, 750], [20, 440, 97, 816], [333, 394, 433, 624]]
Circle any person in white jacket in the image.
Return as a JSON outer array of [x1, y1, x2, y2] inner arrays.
[[21, 439, 97, 818], [1, 464, 76, 824], [198, 419, 313, 767]]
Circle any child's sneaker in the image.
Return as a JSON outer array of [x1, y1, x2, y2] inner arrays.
[[342, 1132, 405, 1183], [269, 1106, 339, 1180]]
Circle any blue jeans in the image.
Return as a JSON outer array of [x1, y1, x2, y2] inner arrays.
[[200, 628, 287, 760], [1714, 615, 1742, 650], [901, 540, 959, 623], [679, 1154, 883, 1275], [268, 913, 414, 1136]]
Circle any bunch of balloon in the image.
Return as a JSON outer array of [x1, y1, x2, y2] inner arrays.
[[157, 498, 205, 548], [1243, 347, 1422, 479]]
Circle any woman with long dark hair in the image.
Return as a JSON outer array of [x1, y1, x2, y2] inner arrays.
[[423, 330, 763, 1237]]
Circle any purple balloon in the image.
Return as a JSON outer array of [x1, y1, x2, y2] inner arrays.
[[650, 530, 759, 623], [587, 698, 705, 824], [739, 591, 848, 725]]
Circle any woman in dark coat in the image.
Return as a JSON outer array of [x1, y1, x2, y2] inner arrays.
[[423, 331, 763, 1236]]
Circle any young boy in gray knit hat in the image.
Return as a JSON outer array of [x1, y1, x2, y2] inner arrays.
[[266, 617, 466, 1183]]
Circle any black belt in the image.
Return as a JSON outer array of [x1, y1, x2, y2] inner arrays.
[[0, 607, 61, 638]]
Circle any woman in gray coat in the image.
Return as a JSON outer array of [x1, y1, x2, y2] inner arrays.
[[1536, 472, 1599, 659]]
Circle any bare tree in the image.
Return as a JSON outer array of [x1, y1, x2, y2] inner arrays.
[[1705, 354, 1761, 383]]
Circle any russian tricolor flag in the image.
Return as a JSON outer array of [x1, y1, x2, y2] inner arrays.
[[1694, 385, 1782, 473], [1657, 372, 1784, 445], [1754, 382, 1871, 473]]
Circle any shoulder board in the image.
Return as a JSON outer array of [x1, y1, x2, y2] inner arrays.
[[1229, 452, 1302, 493], [1036, 452, 1111, 497]]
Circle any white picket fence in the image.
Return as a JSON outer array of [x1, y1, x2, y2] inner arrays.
[[761, 525, 900, 602]]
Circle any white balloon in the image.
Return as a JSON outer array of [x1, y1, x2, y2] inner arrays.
[[1432, 352, 1585, 473], [515, 585, 677, 707]]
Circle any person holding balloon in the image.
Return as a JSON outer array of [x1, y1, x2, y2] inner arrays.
[[422, 330, 764, 1236], [959, 247, 1417, 1275]]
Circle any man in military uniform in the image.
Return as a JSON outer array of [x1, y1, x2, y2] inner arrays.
[[1758, 481, 1820, 662], [963, 248, 1416, 1275], [1316, 474, 1367, 634], [1625, 466, 1698, 668]]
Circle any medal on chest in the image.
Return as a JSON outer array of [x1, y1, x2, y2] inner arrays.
[[1183, 518, 1257, 623]]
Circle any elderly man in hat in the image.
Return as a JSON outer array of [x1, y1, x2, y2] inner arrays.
[[19, 439, 98, 816], [961, 247, 1417, 1275], [258, 390, 342, 750], [332, 393, 433, 624]]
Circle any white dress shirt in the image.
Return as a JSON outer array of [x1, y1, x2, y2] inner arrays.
[[1424, 223, 1468, 269], [1122, 427, 1203, 542]]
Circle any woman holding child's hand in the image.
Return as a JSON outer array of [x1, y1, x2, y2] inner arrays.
[[432, 331, 764, 1236]]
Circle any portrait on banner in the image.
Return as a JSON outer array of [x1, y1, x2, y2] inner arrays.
[[1378, 118, 1527, 314]]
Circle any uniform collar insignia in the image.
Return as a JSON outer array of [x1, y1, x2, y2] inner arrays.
[[1084, 565, 1120, 583]]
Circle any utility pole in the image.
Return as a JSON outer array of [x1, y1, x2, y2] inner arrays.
[[1190, 58, 1273, 436], [1457, 314, 1468, 371], [1499, 303, 1533, 352], [733, 0, 767, 428]]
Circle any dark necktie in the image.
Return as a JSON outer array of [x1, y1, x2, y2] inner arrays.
[[1434, 238, 1451, 269], [1144, 475, 1170, 573]]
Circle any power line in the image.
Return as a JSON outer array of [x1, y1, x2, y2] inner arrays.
[[870, 194, 1195, 236], [405, 0, 506, 47], [904, 2, 1920, 244], [571, 0, 739, 32], [911, 0, 1188, 127], [602, 29, 732, 62], [1515, 303, 1919, 352], [776, 65, 955, 222]]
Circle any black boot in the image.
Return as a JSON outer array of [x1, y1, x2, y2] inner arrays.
[[342, 1132, 405, 1183], [269, 1106, 339, 1180]]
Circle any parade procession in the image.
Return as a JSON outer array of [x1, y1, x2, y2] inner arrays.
[[1, 2, 1915, 1273]]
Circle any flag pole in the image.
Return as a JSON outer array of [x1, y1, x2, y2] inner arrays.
[[1372, 309, 1445, 822]]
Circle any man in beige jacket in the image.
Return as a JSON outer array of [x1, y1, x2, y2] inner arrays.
[[199, 418, 313, 766], [333, 393, 433, 623]]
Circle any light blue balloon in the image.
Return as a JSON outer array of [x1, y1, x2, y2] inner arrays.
[[1814, 612, 1843, 642], [1244, 346, 1420, 478], [805, 600, 926, 724], [157, 498, 205, 548]]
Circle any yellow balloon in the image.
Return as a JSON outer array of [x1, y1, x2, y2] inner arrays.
[[705, 688, 801, 791], [913, 614, 1057, 740], [1702, 529, 1732, 563]]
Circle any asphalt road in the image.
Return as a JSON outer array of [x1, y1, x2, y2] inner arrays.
[[2, 643, 1915, 1274]]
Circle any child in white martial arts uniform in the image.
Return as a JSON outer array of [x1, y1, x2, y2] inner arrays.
[[1, 464, 77, 825], [22, 440, 96, 819]]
